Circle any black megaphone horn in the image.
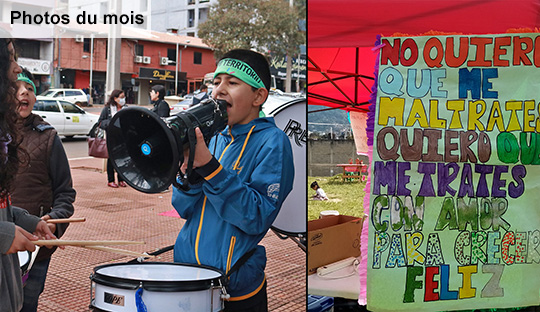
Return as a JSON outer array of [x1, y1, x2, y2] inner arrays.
[[106, 98, 228, 193]]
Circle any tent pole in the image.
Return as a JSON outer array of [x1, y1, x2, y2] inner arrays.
[[355, 47, 359, 107]]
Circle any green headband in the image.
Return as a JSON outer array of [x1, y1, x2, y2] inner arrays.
[[214, 58, 266, 90], [17, 73, 36, 93]]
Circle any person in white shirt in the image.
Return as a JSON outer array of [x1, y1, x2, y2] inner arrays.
[[311, 181, 328, 200]]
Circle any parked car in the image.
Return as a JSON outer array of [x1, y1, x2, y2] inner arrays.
[[39, 88, 89, 107], [170, 99, 192, 115], [33, 96, 98, 138], [168, 88, 214, 115]]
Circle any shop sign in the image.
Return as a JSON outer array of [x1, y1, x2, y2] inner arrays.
[[18, 57, 51, 75], [139, 68, 186, 81], [270, 55, 306, 80]]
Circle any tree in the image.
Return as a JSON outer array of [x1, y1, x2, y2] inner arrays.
[[198, 0, 305, 61]]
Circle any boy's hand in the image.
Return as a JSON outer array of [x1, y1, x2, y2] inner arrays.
[[34, 220, 57, 241], [34, 220, 58, 249], [7, 226, 37, 254], [41, 215, 56, 234], [181, 127, 212, 173]]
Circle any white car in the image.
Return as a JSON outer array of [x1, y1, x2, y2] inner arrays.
[[39, 88, 89, 107], [33, 96, 98, 138], [170, 99, 192, 115]]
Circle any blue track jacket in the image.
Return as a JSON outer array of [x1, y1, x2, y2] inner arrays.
[[172, 117, 294, 300]]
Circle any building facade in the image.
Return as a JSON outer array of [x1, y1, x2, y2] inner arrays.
[[1, 0, 56, 94], [151, 0, 215, 37], [151, 0, 307, 92], [66, 0, 151, 30], [57, 30, 216, 105]]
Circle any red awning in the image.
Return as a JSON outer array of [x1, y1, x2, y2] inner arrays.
[[308, 0, 540, 111], [308, 47, 375, 112]]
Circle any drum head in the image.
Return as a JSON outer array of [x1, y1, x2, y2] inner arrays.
[[265, 97, 307, 237], [92, 262, 223, 292]]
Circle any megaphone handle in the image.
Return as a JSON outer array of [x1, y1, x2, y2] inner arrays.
[[185, 125, 197, 179], [174, 125, 198, 192]]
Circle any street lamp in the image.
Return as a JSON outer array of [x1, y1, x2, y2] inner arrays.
[[80, 34, 94, 104], [175, 42, 179, 96], [88, 34, 94, 105], [174, 40, 189, 96]]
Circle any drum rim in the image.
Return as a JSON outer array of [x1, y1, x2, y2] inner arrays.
[[267, 98, 305, 117], [91, 262, 224, 292], [270, 225, 306, 237]]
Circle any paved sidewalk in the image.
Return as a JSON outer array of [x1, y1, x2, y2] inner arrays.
[[37, 157, 306, 311]]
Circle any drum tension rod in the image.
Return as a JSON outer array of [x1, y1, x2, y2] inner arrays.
[[219, 279, 230, 300], [88, 273, 94, 309]]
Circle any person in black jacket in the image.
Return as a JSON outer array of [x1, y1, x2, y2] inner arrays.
[[149, 85, 170, 117], [97, 89, 127, 188]]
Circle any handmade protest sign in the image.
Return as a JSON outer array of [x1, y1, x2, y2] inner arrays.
[[367, 33, 540, 311]]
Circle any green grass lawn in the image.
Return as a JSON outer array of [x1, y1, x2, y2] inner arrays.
[[307, 175, 367, 221]]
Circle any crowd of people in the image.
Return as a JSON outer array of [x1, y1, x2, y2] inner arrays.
[[0, 28, 294, 312]]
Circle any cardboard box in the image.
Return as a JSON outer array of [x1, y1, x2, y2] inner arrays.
[[307, 214, 365, 275]]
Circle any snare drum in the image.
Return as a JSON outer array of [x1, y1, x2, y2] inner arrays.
[[18, 251, 31, 285], [90, 262, 225, 312]]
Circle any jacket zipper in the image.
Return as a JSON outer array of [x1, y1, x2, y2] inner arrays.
[[194, 196, 208, 265], [226, 236, 236, 276], [194, 131, 234, 265], [233, 125, 256, 171]]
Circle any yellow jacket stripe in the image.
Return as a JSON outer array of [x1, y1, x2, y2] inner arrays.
[[233, 126, 256, 170], [204, 164, 223, 180], [228, 274, 266, 301], [226, 236, 236, 275], [218, 131, 235, 162], [194, 196, 208, 265]]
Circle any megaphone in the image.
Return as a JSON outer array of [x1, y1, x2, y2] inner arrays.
[[106, 98, 228, 193]]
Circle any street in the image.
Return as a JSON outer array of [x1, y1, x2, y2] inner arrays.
[[59, 105, 101, 159], [61, 137, 90, 159]]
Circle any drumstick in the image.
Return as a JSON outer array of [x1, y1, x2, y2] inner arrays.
[[81, 246, 155, 258], [34, 240, 145, 247], [46, 217, 86, 224]]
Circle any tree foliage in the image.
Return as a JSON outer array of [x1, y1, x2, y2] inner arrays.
[[198, 0, 305, 61]]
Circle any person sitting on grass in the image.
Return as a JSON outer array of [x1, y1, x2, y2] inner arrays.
[[311, 181, 328, 201]]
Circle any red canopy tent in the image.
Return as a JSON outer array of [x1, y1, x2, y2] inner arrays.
[[307, 0, 540, 305], [307, 0, 540, 112]]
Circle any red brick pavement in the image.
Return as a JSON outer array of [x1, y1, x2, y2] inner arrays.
[[36, 157, 306, 311]]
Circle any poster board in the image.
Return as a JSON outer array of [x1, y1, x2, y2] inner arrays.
[[367, 33, 540, 311]]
